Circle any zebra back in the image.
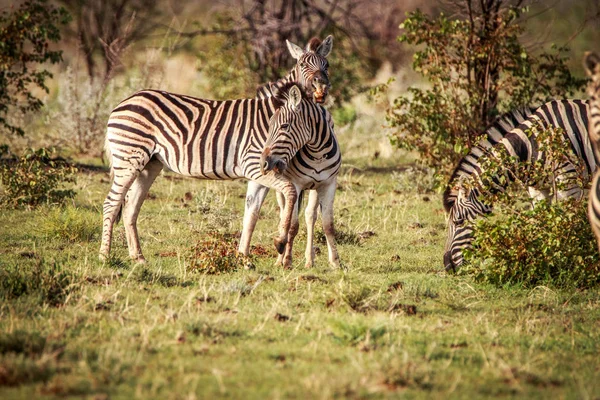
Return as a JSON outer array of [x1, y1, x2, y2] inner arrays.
[[443, 106, 536, 212]]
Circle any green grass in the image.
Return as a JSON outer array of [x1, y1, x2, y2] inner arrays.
[[1, 125, 599, 399]]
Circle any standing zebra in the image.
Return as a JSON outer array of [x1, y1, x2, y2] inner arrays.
[[256, 36, 333, 104], [238, 36, 339, 267], [584, 52, 600, 251], [99, 84, 335, 266], [443, 99, 595, 271], [260, 84, 341, 268]]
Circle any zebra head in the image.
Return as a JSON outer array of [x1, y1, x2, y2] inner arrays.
[[443, 186, 491, 271], [287, 36, 333, 104], [261, 84, 312, 175]]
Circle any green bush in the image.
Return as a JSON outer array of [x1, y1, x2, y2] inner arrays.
[[462, 199, 600, 288], [0, 0, 70, 136], [0, 146, 77, 209], [387, 6, 586, 184], [39, 205, 100, 243], [0, 261, 78, 306], [461, 123, 599, 288]]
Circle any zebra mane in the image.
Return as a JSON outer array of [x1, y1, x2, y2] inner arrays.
[[442, 105, 537, 212], [271, 82, 310, 108], [307, 37, 322, 52]]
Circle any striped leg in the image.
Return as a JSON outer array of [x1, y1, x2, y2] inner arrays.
[[275, 191, 286, 266], [122, 158, 163, 263], [99, 151, 150, 261], [589, 172, 600, 252], [317, 180, 340, 268], [238, 181, 270, 256], [254, 178, 298, 257], [304, 189, 319, 268], [278, 193, 300, 269]]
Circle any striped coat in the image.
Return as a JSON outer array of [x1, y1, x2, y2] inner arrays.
[[99, 84, 328, 265], [443, 99, 595, 271]]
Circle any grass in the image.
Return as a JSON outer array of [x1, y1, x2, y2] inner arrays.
[[1, 116, 599, 399]]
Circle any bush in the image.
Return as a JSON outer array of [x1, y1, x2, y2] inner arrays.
[[462, 199, 600, 288], [461, 123, 599, 288], [0, 146, 77, 209], [187, 231, 248, 274], [387, 5, 586, 184], [0, 0, 70, 136], [0, 261, 78, 306], [39, 205, 100, 243]]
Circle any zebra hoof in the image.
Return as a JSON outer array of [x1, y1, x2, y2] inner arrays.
[[274, 238, 286, 255], [132, 255, 147, 264]]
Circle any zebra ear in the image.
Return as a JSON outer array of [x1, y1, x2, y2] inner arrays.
[[287, 40, 305, 60], [317, 35, 333, 58], [288, 85, 302, 109], [584, 52, 600, 78]]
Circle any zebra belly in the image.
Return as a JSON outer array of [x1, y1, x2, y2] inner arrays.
[[154, 145, 242, 180]]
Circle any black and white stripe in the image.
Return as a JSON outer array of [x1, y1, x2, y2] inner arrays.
[[443, 99, 595, 271], [584, 52, 600, 251], [256, 36, 332, 104], [98, 84, 327, 264]]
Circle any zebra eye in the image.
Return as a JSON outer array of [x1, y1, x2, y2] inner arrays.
[[280, 123, 289, 130], [454, 218, 465, 226]]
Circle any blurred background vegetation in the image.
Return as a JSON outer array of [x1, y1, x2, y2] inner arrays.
[[0, 0, 598, 165]]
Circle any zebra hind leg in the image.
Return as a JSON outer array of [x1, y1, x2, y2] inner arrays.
[[99, 149, 151, 262], [121, 157, 164, 263]]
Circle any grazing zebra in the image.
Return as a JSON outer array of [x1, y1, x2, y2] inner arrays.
[[584, 51, 600, 251], [99, 84, 332, 266], [238, 36, 339, 267], [443, 99, 595, 271]]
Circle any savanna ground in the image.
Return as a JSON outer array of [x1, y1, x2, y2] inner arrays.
[[1, 103, 599, 399]]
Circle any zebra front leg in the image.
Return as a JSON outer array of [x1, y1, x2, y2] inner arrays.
[[317, 180, 340, 268], [261, 181, 297, 255], [279, 196, 300, 269], [304, 189, 319, 268], [275, 191, 286, 265], [238, 181, 270, 256], [122, 158, 163, 263], [274, 183, 298, 254]]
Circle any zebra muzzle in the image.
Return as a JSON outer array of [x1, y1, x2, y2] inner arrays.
[[260, 150, 287, 175]]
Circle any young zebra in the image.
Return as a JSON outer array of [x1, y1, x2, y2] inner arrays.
[[260, 85, 341, 268], [99, 84, 335, 266], [443, 99, 595, 271], [238, 36, 338, 267], [584, 52, 600, 251]]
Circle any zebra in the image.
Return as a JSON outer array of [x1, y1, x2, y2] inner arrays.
[[238, 36, 340, 267], [443, 99, 595, 271], [256, 36, 333, 104], [99, 83, 336, 267], [584, 51, 600, 251], [259, 84, 341, 268]]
